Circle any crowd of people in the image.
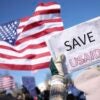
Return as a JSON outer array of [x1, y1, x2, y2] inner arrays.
[[0, 54, 100, 100], [0, 86, 33, 100], [0, 84, 85, 100]]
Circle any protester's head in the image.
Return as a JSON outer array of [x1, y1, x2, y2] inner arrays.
[[16, 93, 23, 100], [24, 93, 33, 100], [35, 87, 41, 95], [0, 90, 6, 95], [42, 90, 49, 100], [67, 94, 76, 100], [22, 85, 29, 94]]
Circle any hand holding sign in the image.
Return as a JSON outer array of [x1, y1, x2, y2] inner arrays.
[[50, 54, 100, 100], [49, 54, 66, 76], [49, 54, 68, 100]]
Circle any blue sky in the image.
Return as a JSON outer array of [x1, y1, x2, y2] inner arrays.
[[0, 0, 100, 86]]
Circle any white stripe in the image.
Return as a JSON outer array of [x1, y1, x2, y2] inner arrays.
[[17, 28, 23, 34], [18, 22, 63, 40], [35, 4, 60, 11], [19, 14, 60, 27], [0, 47, 49, 57], [0, 56, 51, 65], [0, 81, 13, 84], [0, 30, 62, 50], [2, 84, 13, 86], [1, 79, 13, 81], [2, 82, 13, 85]]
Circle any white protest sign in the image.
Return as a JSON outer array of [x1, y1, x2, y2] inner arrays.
[[47, 17, 100, 72]]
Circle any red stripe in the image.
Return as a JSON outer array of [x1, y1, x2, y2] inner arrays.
[[0, 62, 50, 70], [38, 2, 58, 6], [0, 52, 51, 59], [18, 25, 24, 29], [22, 18, 62, 32], [33, 9, 60, 16], [20, 16, 30, 22], [0, 42, 47, 52], [16, 27, 63, 45], [1, 76, 13, 79]]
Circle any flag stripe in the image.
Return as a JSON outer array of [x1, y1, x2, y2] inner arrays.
[[0, 42, 47, 52], [35, 4, 60, 11], [19, 14, 60, 26], [0, 76, 15, 90], [15, 31, 63, 48], [38, 2, 58, 6], [0, 56, 51, 65], [22, 18, 62, 32], [0, 2, 64, 70], [0, 52, 50, 59], [0, 62, 50, 70], [16, 27, 63, 45], [0, 47, 49, 56], [18, 22, 63, 40], [33, 9, 60, 16]]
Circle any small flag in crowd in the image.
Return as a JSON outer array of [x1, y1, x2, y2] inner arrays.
[[0, 76, 15, 91], [0, 2, 64, 70]]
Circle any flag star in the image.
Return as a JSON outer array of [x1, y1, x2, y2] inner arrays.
[[10, 34, 13, 37], [12, 24, 14, 27], [12, 30, 15, 33], [12, 36, 15, 38], [13, 33, 16, 36], [8, 24, 10, 27], [7, 37, 11, 39], [9, 40, 13, 43], [5, 34, 8, 37], [1, 34, 4, 37], [3, 38, 6, 40], [9, 27, 11, 30], [14, 21, 17, 24], [4, 25, 6, 28]]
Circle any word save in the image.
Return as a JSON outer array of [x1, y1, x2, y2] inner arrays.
[[64, 32, 96, 51]]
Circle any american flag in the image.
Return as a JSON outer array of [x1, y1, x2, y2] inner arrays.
[[0, 76, 15, 90], [0, 2, 64, 70]]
